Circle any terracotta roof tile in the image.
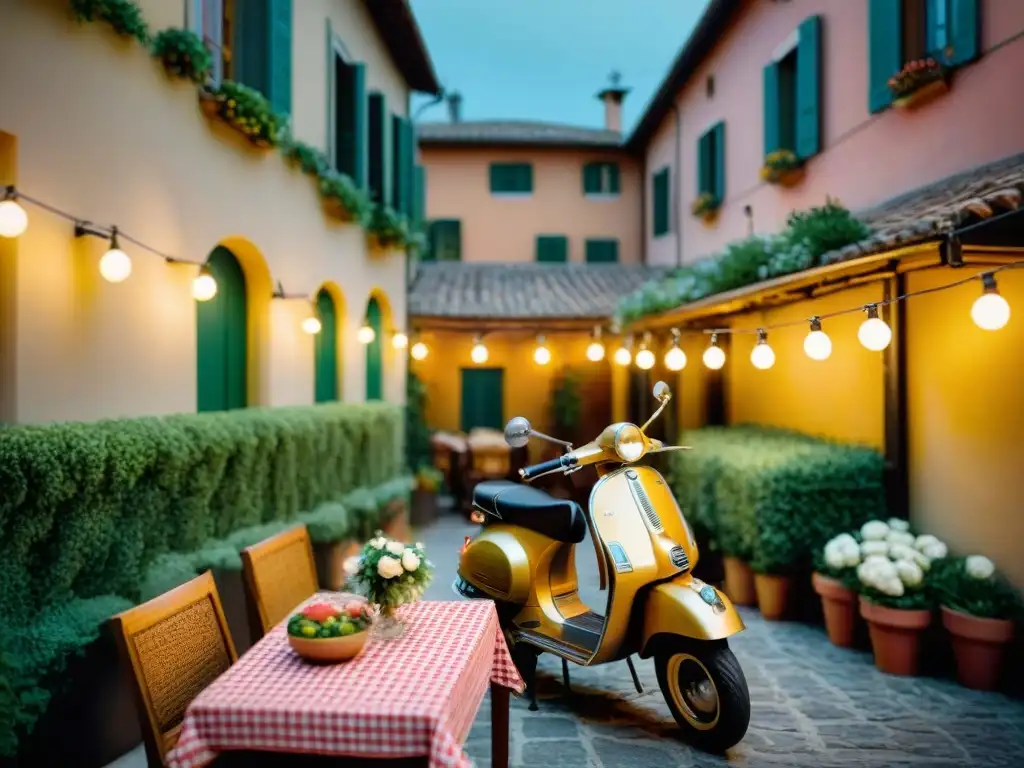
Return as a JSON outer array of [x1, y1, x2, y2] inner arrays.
[[417, 120, 624, 148], [409, 262, 665, 320]]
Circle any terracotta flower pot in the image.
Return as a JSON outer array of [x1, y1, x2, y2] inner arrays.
[[754, 573, 792, 621], [723, 557, 757, 606], [941, 606, 1015, 691], [812, 572, 857, 647], [859, 596, 932, 676]]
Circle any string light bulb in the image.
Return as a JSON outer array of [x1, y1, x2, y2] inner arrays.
[[664, 329, 687, 371], [392, 331, 408, 349], [470, 335, 489, 364], [613, 336, 632, 366], [586, 326, 605, 362], [301, 312, 322, 335], [192, 265, 217, 302], [98, 228, 132, 283], [533, 335, 551, 365], [635, 333, 655, 370], [858, 304, 892, 351], [971, 273, 1011, 331], [0, 188, 28, 238], [750, 329, 776, 370], [703, 333, 726, 370], [803, 316, 832, 361], [410, 341, 429, 360], [357, 322, 376, 345]]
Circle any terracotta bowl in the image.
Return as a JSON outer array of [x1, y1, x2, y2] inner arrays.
[[288, 630, 369, 663]]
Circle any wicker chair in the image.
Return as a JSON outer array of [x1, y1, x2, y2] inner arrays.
[[241, 524, 319, 643], [110, 570, 237, 767]]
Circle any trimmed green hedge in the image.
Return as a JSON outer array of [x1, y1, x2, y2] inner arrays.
[[0, 402, 405, 755], [668, 425, 885, 575]]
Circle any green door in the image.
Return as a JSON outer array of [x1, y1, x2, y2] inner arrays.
[[365, 297, 383, 400], [460, 368, 504, 431], [197, 246, 247, 412], [314, 288, 338, 402]]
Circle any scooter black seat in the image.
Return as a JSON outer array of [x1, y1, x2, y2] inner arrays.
[[473, 481, 587, 544]]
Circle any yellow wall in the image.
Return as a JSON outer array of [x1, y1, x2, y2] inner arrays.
[[0, 0, 409, 424], [420, 145, 642, 263]]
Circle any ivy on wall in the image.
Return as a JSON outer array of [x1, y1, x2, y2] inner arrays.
[[69, 1, 422, 250], [617, 198, 872, 324]]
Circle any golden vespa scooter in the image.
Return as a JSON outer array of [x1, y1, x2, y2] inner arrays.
[[454, 381, 750, 752]]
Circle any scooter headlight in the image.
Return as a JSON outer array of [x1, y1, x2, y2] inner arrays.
[[614, 424, 645, 462]]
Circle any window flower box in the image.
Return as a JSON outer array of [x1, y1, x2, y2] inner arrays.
[[889, 58, 949, 110], [690, 191, 720, 225], [760, 149, 805, 188], [197, 82, 284, 150]]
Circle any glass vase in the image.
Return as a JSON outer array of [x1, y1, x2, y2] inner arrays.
[[373, 603, 405, 640]]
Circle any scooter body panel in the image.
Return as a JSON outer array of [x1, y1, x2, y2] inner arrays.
[[639, 573, 746, 658]]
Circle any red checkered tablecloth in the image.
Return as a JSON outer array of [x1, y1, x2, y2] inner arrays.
[[166, 595, 524, 768]]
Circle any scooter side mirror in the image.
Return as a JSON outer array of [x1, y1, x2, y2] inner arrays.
[[653, 381, 672, 403], [504, 416, 532, 448]]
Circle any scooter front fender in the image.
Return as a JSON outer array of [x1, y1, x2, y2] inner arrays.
[[639, 574, 745, 658]]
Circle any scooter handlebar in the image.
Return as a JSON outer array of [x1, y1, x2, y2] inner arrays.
[[519, 453, 578, 480]]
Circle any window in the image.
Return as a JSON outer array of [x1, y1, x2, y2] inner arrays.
[[697, 122, 725, 203], [367, 93, 390, 203], [582, 162, 620, 195], [427, 219, 461, 261], [585, 239, 619, 263], [365, 298, 383, 401], [489, 163, 533, 194], [332, 49, 366, 186], [652, 166, 671, 237], [868, 0, 978, 113], [391, 115, 414, 215], [536, 235, 568, 263], [706, 74, 715, 98], [461, 369, 504, 431], [763, 15, 821, 161], [412, 165, 426, 228], [314, 288, 339, 403], [191, 0, 226, 84]]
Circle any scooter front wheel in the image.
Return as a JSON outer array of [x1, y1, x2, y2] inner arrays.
[[654, 638, 750, 753]]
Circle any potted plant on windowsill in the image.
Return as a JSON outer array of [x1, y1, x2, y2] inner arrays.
[[318, 168, 372, 225], [931, 555, 1023, 691], [889, 57, 949, 110], [856, 520, 947, 676], [198, 81, 286, 150], [760, 149, 804, 188], [366, 204, 412, 252], [150, 28, 212, 84], [690, 192, 720, 225], [813, 531, 863, 647]]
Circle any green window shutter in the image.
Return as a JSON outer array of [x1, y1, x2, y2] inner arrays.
[[652, 167, 670, 237], [267, 0, 292, 116], [367, 93, 389, 203], [490, 163, 532, 193], [763, 62, 781, 156], [314, 288, 338, 402], [697, 132, 710, 195], [334, 60, 367, 186], [197, 246, 247, 412], [365, 298, 383, 401], [536, 235, 568, 263], [609, 163, 620, 194], [585, 239, 619, 263], [713, 122, 726, 202], [403, 120, 416, 216], [948, 0, 979, 66], [583, 163, 602, 194], [461, 368, 504, 431], [392, 115, 412, 214], [868, 0, 902, 114], [413, 164, 426, 227], [796, 15, 822, 160], [233, 0, 291, 116], [429, 219, 461, 261]]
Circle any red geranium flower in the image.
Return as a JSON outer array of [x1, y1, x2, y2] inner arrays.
[[302, 602, 340, 623]]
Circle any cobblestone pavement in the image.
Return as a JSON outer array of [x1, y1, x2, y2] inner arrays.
[[421, 514, 1024, 768]]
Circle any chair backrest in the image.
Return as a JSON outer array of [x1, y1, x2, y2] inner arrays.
[[241, 524, 319, 641], [110, 570, 237, 767]]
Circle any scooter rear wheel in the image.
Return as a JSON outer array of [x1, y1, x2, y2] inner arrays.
[[654, 638, 750, 753]]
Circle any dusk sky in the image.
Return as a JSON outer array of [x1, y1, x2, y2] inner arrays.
[[409, 0, 710, 134]]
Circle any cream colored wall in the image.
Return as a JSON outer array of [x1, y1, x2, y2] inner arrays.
[[420, 146, 642, 263], [642, 0, 1024, 266], [0, 0, 408, 424]]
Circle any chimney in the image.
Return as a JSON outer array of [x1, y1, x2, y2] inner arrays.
[[447, 90, 462, 123], [596, 71, 630, 133]]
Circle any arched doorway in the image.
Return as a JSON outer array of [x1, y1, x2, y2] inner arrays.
[[197, 245, 247, 412], [365, 297, 383, 400], [314, 287, 339, 402]]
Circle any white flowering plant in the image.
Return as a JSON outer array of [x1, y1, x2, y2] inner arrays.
[[929, 555, 1024, 621], [344, 531, 433, 616]]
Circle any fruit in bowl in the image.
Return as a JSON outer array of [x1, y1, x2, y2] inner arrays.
[[287, 600, 373, 662]]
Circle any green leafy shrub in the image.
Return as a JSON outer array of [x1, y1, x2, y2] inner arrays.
[[70, 0, 149, 44], [319, 168, 373, 225], [667, 426, 885, 575], [367, 204, 416, 249], [406, 371, 431, 472], [202, 81, 286, 147], [930, 556, 1024, 620], [281, 137, 331, 176], [150, 28, 212, 83], [785, 197, 871, 262]]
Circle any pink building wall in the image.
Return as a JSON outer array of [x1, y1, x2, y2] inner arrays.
[[644, 0, 1024, 267], [421, 146, 642, 263]]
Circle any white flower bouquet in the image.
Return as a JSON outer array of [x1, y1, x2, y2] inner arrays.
[[930, 554, 1023, 621], [344, 531, 433, 619]]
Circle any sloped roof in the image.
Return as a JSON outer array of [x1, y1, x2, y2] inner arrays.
[[409, 262, 665, 320], [416, 120, 624, 149], [361, 0, 441, 95]]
